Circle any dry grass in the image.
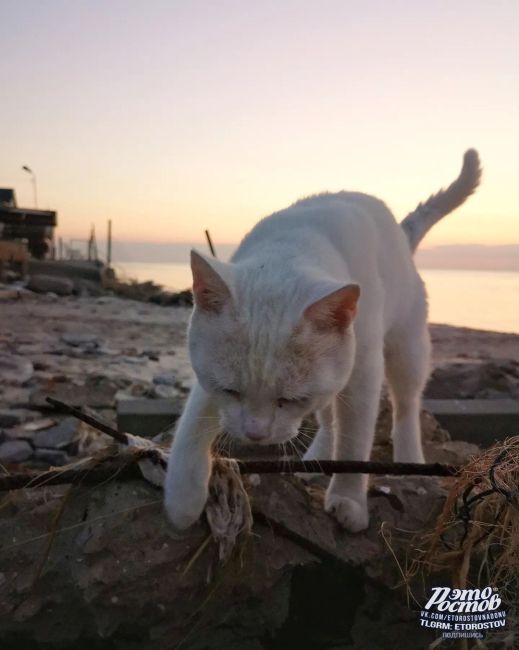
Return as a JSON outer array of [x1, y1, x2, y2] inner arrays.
[[407, 436, 519, 648]]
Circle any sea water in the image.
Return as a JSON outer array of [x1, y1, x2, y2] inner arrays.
[[116, 262, 519, 334]]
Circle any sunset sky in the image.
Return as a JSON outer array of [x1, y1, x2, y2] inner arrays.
[[1, 1, 517, 254]]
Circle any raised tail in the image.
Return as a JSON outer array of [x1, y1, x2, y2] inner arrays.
[[401, 149, 482, 253]]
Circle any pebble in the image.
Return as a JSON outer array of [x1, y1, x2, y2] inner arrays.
[[0, 353, 34, 385], [32, 418, 80, 449], [152, 372, 177, 386], [0, 410, 25, 428], [0, 440, 33, 463], [24, 418, 57, 432], [33, 448, 70, 466], [152, 384, 179, 399], [61, 334, 103, 350]]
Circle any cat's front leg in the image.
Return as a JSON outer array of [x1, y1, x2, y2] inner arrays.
[[303, 404, 335, 462], [325, 349, 384, 532], [164, 382, 219, 530]]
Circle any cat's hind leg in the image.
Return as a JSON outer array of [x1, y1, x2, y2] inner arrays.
[[164, 381, 220, 529], [384, 299, 430, 463]]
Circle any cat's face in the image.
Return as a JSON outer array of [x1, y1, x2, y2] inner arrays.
[[187, 251, 359, 445]]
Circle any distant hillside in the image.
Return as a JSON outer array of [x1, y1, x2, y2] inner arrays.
[[111, 240, 237, 263], [415, 245, 519, 271], [106, 240, 519, 272]]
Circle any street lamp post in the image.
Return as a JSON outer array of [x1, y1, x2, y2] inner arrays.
[[22, 165, 38, 208]]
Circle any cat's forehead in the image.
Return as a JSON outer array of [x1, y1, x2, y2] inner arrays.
[[210, 322, 313, 392]]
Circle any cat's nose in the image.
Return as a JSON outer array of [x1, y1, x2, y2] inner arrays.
[[245, 430, 268, 442]]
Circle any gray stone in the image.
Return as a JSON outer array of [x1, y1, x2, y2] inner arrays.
[[30, 375, 119, 409], [0, 353, 33, 385], [152, 384, 180, 399], [32, 418, 80, 449], [425, 360, 519, 399], [33, 448, 70, 466], [27, 274, 74, 296], [23, 418, 57, 432], [0, 439, 33, 463], [0, 410, 25, 428], [61, 333, 103, 350], [152, 372, 177, 386]]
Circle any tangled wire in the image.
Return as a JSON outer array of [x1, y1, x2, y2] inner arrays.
[[408, 436, 519, 647]]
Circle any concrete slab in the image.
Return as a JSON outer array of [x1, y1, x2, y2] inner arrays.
[[423, 399, 519, 447], [117, 397, 519, 447], [117, 398, 183, 437]]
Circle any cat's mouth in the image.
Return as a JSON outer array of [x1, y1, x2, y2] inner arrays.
[[232, 430, 299, 447]]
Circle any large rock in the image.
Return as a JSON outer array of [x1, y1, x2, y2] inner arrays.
[[27, 274, 74, 296], [0, 474, 447, 649], [426, 359, 519, 399]]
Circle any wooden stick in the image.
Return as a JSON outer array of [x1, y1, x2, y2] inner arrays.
[[0, 456, 458, 493], [45, 397, 128, 444], [44, 396, 459, 478], [236, 459, 458, 477], [204, 229, 217, 257]]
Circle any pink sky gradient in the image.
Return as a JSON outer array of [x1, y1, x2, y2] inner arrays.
[[1, 1, 518, 250]]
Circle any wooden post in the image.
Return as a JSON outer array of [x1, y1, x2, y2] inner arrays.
[[205, 229, 216, 257], [107, 219, 112, 266]]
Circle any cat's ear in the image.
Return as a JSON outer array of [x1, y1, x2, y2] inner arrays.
[[190, 250, 233, 313], [303, 284, 360, 333]]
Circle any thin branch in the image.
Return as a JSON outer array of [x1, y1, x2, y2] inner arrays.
[[0, 456, 458, 493], [204, 229, 217, 257], [236, 459, 458, 477], [46, 397, 128, 444]]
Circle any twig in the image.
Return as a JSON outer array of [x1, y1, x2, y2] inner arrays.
[[45, 397, 128, 444], [44, 396, 459, 478], [204, 229, 217, 257], [0, 456, 458, 493], [237, 459, 458, 477]]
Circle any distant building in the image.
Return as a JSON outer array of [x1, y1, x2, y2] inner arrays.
[[0, 188, 57, 259]]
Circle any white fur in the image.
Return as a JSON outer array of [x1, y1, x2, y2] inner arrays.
[[165, 150, 481, 532]]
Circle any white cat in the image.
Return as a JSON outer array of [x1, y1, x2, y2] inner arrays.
[[164, 150, 481, 532]]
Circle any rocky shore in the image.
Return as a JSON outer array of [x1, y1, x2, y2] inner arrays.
[[1, 288, 518, 648], [0, 287, 518, 468]]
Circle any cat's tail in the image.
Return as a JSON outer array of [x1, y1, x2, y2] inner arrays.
[[401, 149, 482, 253]]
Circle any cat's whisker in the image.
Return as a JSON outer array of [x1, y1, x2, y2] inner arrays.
[[288, 438, 303, 463], [215, 431, 234, 457]]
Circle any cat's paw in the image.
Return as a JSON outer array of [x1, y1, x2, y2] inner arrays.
[[164, 460, 209, 530], [164, 483, 208, 530], [325, 491, 369, 533]]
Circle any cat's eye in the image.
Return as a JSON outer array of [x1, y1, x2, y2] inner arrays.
[[277, 397, 306, 408], [223, 388, 241, 400]]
